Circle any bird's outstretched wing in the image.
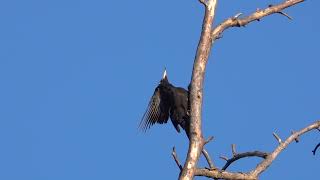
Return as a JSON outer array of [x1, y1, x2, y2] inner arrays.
[[139, 88, 170, 132]]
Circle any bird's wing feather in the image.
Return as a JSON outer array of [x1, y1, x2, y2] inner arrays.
[[139, 88, 170, 132]]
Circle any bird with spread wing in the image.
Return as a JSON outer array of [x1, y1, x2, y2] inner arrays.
[[139, 69, 190, 137]]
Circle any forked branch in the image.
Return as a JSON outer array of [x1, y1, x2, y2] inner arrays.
[[249, 120, 320, 177], [211, 0, 305, 40], [194, 121, 320, 179], [180, 0, 310, 179]]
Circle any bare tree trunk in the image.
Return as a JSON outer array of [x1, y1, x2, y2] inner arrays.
[[179, 1, 217, 179]]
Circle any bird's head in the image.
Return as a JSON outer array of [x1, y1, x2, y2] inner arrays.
[[160, 68, 169, 85]]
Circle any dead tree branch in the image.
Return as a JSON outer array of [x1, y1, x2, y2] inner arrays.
[[195, 168, 256, 180], [194, 121, 320, 179], [221, 151, 269, 171], [179, 0, 309, 179], [249, 120, 320, 177], [211, 0, 305, 40]]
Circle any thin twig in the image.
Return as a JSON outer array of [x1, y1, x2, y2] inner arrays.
[[268, 3, 293, 20], [272, 132, 282, 144], [312, 143, 320, 155], [198, 0, 207, 6], [219, 156, 228, 161], [222, 151, 268, 170], [233, 13, 243, 19], [202, 136, 215, 169], [172, 146, 183, 171], [231, 144, 237, 156], [202, 148, 216, 169], [205, 136, 214, 144], [277, 11, 293, 20]]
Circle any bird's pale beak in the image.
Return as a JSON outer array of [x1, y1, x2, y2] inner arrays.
[[162, 69, 167, 79]]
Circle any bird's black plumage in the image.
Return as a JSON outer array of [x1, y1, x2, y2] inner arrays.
[[139, 70, 190, 136]]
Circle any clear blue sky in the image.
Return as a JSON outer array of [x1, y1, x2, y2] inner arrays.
[[0, 0, 319, 179]]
